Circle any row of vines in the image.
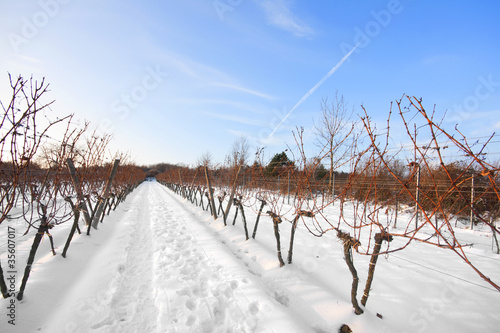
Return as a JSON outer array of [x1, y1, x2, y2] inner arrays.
[[0, 74, 145, 300], [156, 95, 500, 315]]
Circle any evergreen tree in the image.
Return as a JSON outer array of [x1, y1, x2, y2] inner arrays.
[[315, 163, 328, 180], [265, 151, 294, 176]]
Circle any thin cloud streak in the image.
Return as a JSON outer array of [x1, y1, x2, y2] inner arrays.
[[202, 111, 265, 127], [210, 82, 275, 100]]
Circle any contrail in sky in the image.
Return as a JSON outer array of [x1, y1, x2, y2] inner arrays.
[[268, 42, 361, 138]]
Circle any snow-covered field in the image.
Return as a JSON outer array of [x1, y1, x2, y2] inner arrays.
[[1, 180, 499, 332]]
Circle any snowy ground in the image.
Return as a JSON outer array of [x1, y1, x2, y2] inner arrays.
[[1, 180, 500, 332]]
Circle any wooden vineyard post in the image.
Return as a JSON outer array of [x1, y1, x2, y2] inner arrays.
[[92, 159, 120, 229], [204, 166, 217, 220], [66, 158, 92, 226], [224, 167, 241, 226]]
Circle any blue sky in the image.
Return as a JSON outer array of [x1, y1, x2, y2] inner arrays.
[[1, 0, 499, 166]]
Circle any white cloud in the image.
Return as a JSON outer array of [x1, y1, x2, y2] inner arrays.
[[422, 54, 460, 65], [209, 82, 275, 100], [202, 111, 265, 127], [256, 0, 313, 37], [16, 54, 43, 64], [445, 109, 500, 123], [153, 49, 276, 102]]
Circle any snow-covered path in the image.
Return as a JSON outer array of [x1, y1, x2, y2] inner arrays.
[[40, 181, 310, 333]]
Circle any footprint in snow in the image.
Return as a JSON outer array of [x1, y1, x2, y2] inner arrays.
[[274, 292, 290, 307], [180, 266, 191, 275], [176, 287, 191, 297], [249, 302, 259, 315], [186, 315, 196, 326], [90, 317, 113, 330], [185, 299, 196, 311], [248, 269, 262, 277], [172, 260, 184, 269], [168, 253, 180, 261]]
